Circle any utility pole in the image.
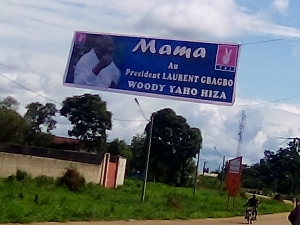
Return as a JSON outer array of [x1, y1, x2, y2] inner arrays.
[[203, 161, 207, 175], [134, 98, 154, 202], [141, 114, 154, 202], [220, 156, 225, 193], [202, 161, 207, 185], [193, 148, 201, 195]]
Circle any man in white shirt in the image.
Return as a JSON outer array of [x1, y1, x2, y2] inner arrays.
[[73, 35, 121, 89]]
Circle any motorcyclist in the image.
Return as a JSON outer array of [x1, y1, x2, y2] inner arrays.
[[245, 194, 260, 220]]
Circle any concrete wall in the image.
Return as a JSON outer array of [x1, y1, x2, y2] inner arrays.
[[0, 152, 102, 183], [0, 143, 103, 165], [116, 157, 127, 187], [98, 154, 127, 188], [0, 143, 127, 188]]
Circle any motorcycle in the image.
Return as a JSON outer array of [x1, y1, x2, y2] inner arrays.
[[246, 207, 256, 224]]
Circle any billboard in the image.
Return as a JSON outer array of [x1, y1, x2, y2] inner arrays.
[[226, 156, 243, 197], [63, 31, 241, 106]]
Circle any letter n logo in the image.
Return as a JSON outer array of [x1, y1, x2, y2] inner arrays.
[[215, 45, 239, 72]]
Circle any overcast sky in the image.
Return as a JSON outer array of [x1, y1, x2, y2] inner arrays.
[[1, 0, 300, 171]]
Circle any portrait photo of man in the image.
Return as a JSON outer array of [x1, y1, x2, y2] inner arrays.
[[73, 35, 121, 89]]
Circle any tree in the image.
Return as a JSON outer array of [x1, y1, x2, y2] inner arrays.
[[107, 138, 132, 158], [60, 94, 112, 153], [130, 134, 146, 174], [24, 102, 57, 133], [23, 102, 57, 147], [0, 96, 19, 111], [242, 142, 300, 195], [107, 138, 133, 174], [0, 107, 27, 143], [144, 108, 203, 186]]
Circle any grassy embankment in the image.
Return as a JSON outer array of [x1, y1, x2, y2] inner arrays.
[[0, 173, 293, 223]]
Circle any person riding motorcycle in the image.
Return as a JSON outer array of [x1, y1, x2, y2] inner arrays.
[[245, 194, 260, 220]]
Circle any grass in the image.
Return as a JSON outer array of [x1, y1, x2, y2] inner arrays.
[[0, 175, 293, 223]]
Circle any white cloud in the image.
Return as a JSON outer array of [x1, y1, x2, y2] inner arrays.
[[271, 0, 289, 15], [1, 0, 300, 167], [134, 0, 299, 39]]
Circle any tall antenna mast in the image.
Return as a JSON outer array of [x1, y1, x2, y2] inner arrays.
[[236, 110, 246, 156]]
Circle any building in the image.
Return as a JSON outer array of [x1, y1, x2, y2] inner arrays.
[[52, 136, 80, 144]]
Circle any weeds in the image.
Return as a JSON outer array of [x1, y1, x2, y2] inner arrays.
[[35, 175, 55, 186], [0, 173, 293, 223]]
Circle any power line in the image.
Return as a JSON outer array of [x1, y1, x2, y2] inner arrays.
[[0, 62, 63, 102], [0, 73, 60, 104], [243, 36, 300, 46], [0, 72, 147, 122], [3, 60, 300, 109], [0, 66, 240, 162], [18, 84, 61, 104], [1, 6, 300, 48], [213, 146, 223, 158], [201, 150, 222, 163], [236, 92, 300, 107], [1, 8, 300, 109], [2, 60, 295, 108], [113, 119, 146, 122], [0, 8, 72, 31]]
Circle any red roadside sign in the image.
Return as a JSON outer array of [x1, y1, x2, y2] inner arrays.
[[226, 156, 243, 197]]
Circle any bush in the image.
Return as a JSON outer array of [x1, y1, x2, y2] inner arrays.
[[58, 168, 85, 191], [274, 193, 284, 202], [166, 196, 181, 208], [16, 169, 30, 181]]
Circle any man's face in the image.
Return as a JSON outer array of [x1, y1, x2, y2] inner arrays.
[[94, 36, 114, 59]]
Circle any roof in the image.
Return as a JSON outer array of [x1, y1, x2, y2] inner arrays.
[[52, 136, 80, 144]]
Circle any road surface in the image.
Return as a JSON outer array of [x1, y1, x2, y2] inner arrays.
[[246, 192, 294, 205], [1, 213, 291, 225]]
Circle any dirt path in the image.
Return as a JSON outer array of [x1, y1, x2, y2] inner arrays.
[[246, 192, 294, 205], [1, 213, 291, 225]]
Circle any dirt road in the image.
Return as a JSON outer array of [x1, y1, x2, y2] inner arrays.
[[3, 213, 291, 225]]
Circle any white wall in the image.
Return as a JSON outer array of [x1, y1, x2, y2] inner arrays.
[[0, 152, 103, 183], [115, 156, 127, 187]]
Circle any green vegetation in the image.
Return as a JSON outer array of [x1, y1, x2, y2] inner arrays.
[[242, 143, 300, 195], [0, 172, 293, 223], [0, 95, 296, 223], [0, 95, 204, 188]]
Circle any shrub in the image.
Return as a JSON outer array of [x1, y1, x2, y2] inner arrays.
[[58, 168, 85, 191], [16, 169, 29, 181], [274, 193, 284, 202], [167, 196, 181, 208]]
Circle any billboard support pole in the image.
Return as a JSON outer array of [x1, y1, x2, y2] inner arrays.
[[141, 114, 154, 202], [232, 191, 236, 212]]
